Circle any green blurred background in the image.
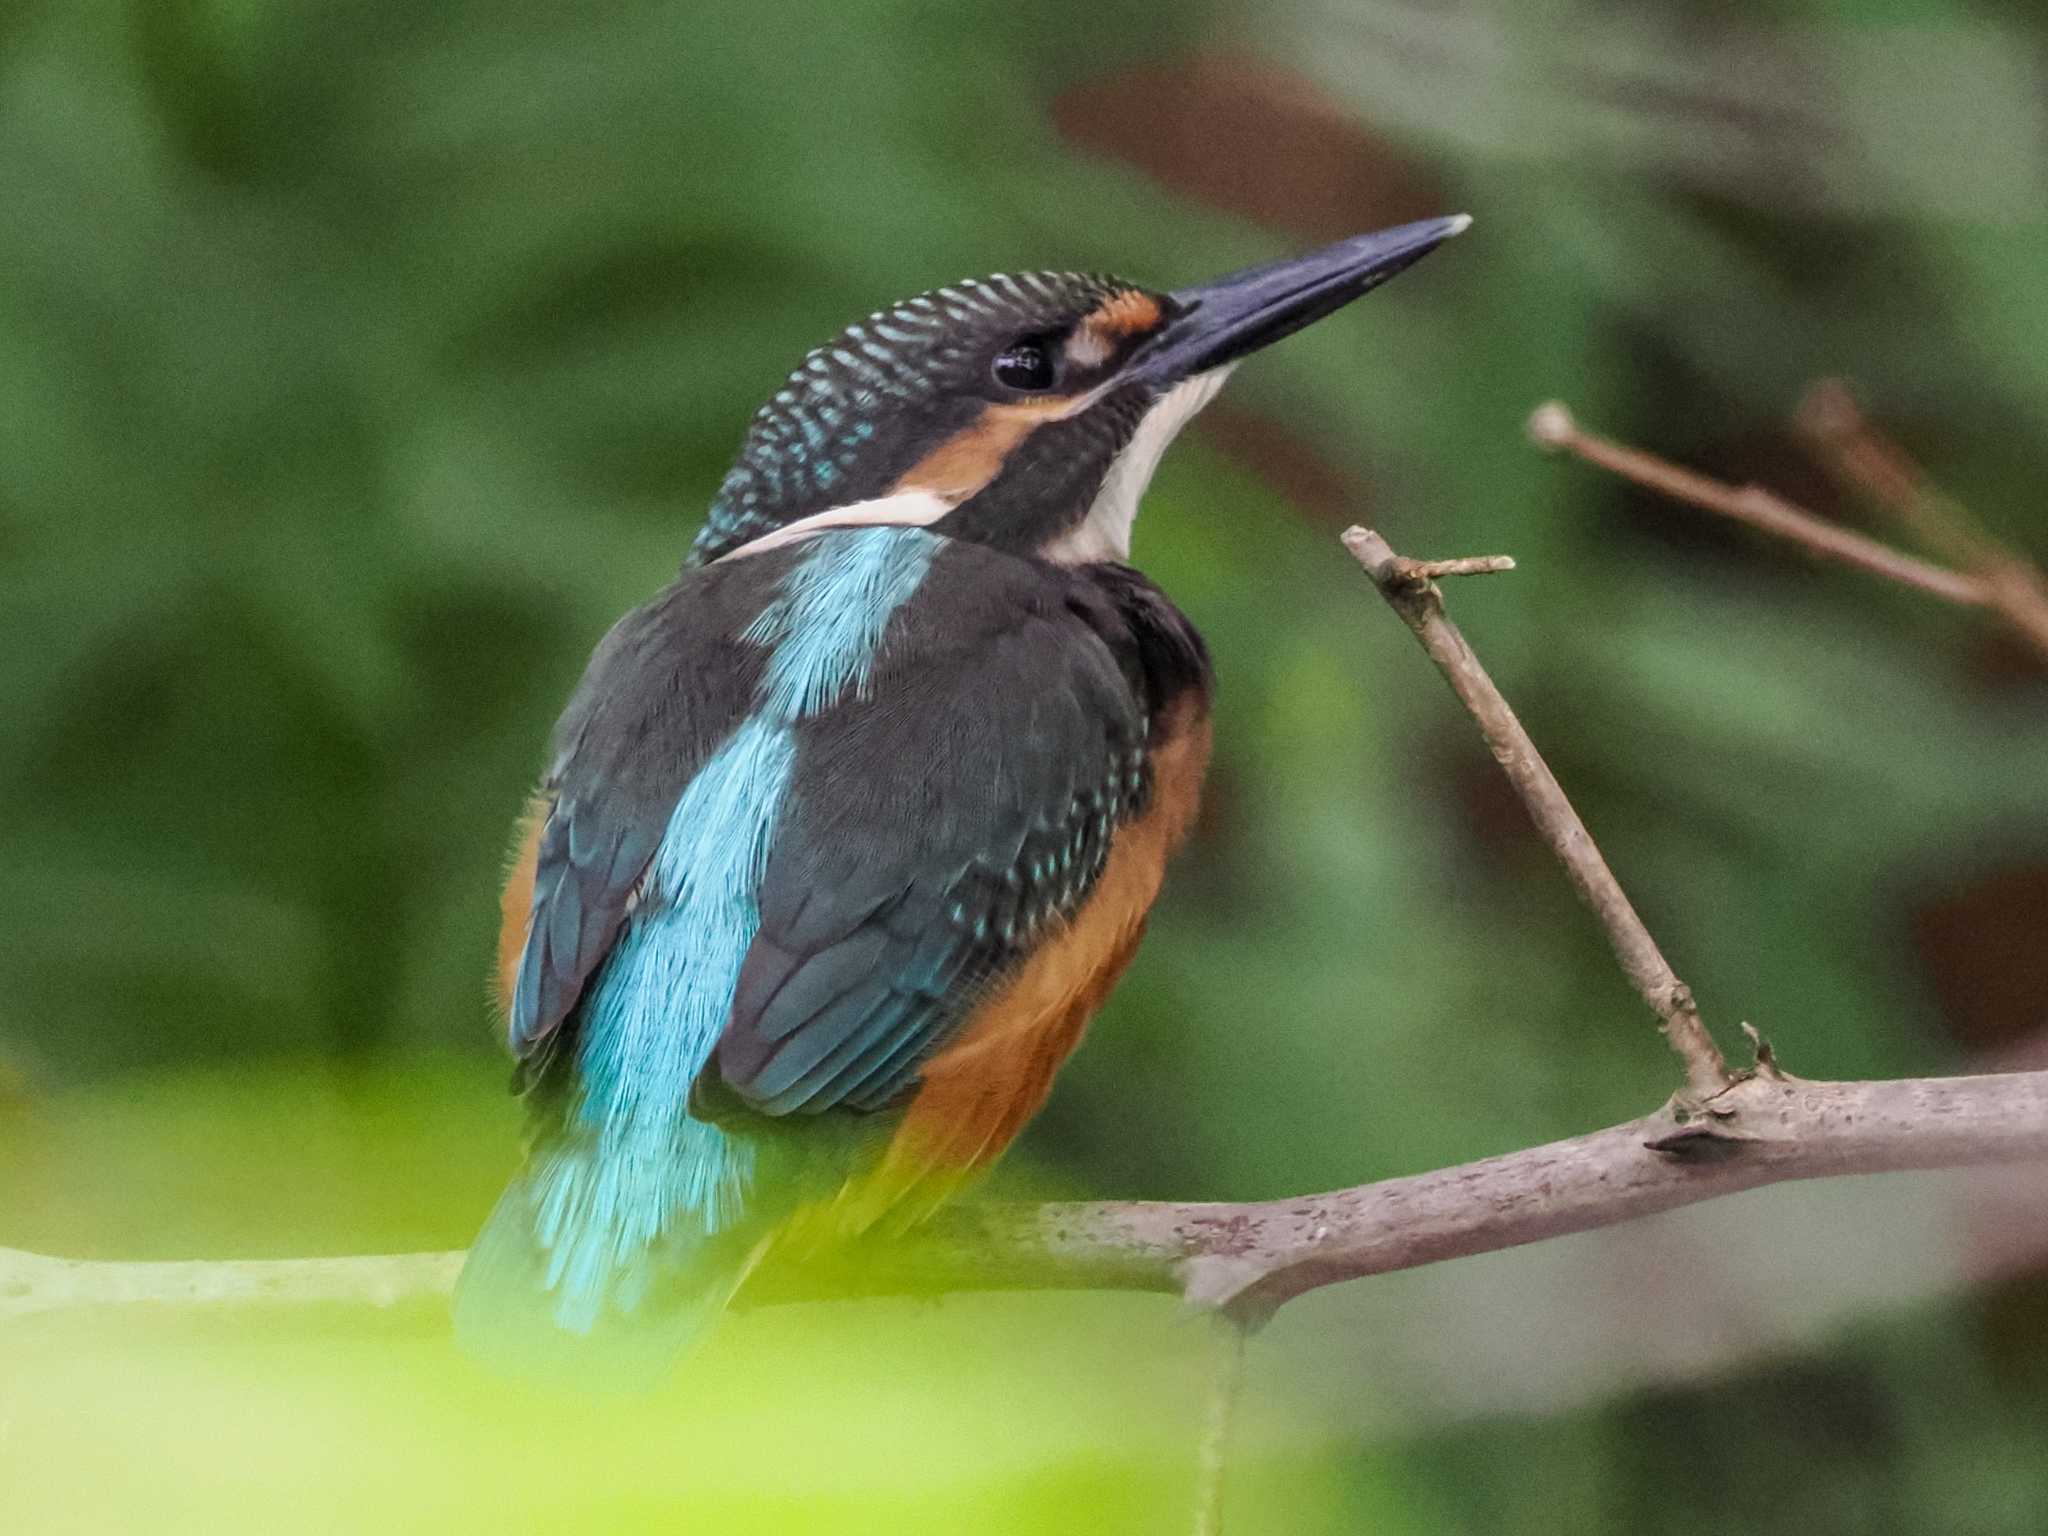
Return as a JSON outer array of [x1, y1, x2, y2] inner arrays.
[[4, 0, 2047, 1531]]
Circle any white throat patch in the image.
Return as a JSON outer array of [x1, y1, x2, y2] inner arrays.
[[1041, 366, 1234, 565]]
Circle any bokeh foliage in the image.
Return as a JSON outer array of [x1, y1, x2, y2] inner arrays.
[[3, 0, 2046, 1530]]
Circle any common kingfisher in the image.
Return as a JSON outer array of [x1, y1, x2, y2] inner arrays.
[[457, 216, 1469, 1381]]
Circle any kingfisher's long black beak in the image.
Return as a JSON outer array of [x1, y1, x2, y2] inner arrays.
[[1136, 215, 1470, 385]]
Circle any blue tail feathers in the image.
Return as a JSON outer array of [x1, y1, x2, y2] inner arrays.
[[453, 1133, 772, 1391]]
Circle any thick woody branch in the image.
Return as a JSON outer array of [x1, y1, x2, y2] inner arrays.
[[7, 1070, 2048, 1324], [735, 1068, 2048, 1318], [1341, 526, 1729, 1099]]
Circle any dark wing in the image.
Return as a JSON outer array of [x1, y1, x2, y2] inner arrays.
[[506, 551, 793, 1061], [706, 548, 1148, 1118]]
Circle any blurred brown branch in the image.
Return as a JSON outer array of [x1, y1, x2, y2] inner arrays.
[[8, 532, 2048, 1332], [1795, 379, 2048, 659], [1527, 396, 2048, 661]]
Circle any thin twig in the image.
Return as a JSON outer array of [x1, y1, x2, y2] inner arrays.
[[1525, 401, 1990, 608], [1341, 526, 1730, 1100], [7, 1071, 2048, 1321], [1795, 380, 2048, 660], [1396, 554, 1517, 581], [0, 1247, 465, 1314], [1193, 1313, 1247, 1536]]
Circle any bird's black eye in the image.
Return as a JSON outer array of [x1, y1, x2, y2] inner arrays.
[[992, 338, 1058, 392]]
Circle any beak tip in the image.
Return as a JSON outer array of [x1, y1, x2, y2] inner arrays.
[[1147, 211, 1476, 381]]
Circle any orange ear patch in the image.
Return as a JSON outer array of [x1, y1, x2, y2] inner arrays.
[[890, 397, 1079, 502]]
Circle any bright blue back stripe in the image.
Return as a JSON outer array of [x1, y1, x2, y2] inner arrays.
[[534, 526, 941, 1324], [745, 526, 940, 718]]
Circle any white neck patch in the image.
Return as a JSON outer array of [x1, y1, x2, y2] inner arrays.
[[1040, 366, 1234, 565], [718, 488, 952, 560]]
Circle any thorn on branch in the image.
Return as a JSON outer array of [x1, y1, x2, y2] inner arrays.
[[1396, 554, 1519, 583], [1742, 1022, 1785, 1081], [1339, 528, 1514, 593], [1643, 1124, 1753, 1163]]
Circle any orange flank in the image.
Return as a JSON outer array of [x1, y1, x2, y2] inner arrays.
[[814, 696, 1214, 1237], [495, 795, 550, 1017]]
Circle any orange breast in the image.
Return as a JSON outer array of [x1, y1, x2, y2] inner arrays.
[[821, 696, 1214, 1236]]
